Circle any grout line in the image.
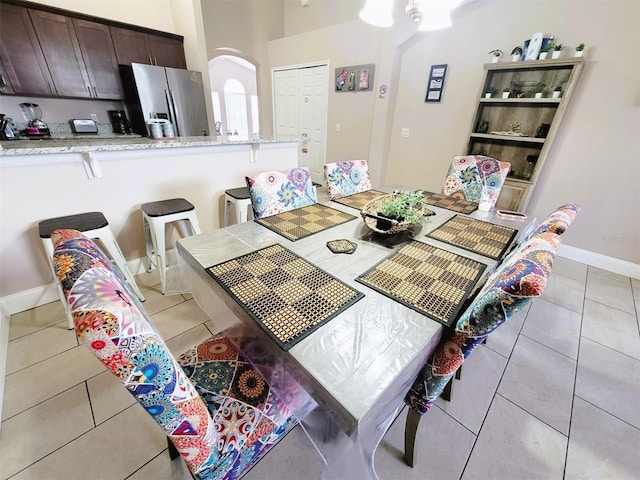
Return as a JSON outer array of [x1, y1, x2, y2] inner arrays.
[[572, 394, 640, 431]]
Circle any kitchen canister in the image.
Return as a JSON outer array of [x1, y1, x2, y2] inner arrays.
[[149, 122, 163, 139], [162, 122, 175, 138]]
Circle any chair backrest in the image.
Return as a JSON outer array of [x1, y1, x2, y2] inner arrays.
[[246, 167, 317, 218], [441, 155, 510, 207], [405, 202, 580, 414], [323, 160, 372, 199], [51, 229, 214, 476]]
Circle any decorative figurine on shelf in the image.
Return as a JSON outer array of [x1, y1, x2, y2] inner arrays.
[[509, 121, 522, 133], [535, 123, 551, 138], [539, 42, 553, 59], [477, 120, 489, 133], [511, 46, 523, 61], [489, 49, 503, 63]]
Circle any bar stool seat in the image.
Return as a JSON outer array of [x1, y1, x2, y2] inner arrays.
[[39, 212, 145, 330], [141, 198, 201, 294], [224, 187, 253, 226]]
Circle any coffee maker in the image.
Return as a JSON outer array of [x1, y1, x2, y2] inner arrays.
[[108, 110, 132, 134]]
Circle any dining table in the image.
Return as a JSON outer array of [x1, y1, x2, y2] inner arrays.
[[175, 187, 530, 480]]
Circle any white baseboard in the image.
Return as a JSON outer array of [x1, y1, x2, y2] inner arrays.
[[0, 257, 147, 317], [559, 244, 640, 280]]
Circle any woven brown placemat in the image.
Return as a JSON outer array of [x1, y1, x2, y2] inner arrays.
[[331, 189, 388, 211], [255, 204, 356, 241], [426, 215, 518, 260], [206, 244, 364, 350], [422, 191, 479, 214], [356, 241, 486, 327]]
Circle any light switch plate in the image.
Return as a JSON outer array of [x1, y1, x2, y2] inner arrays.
[[401, 128, 410, 137]]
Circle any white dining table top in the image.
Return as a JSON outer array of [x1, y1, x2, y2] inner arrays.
[[176, 189, 528, 433]]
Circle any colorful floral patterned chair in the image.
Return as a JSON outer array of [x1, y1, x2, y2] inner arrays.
[[323, 160, 372, 200], [52, 229, 305, 480], [245, 167, 317, 218], [402, 204, 579, 467], [441, 155, 510, 207]]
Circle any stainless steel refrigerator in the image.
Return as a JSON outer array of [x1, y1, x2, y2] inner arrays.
[[120, 63, 209, 137]]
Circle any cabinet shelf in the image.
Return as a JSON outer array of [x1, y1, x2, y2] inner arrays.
[[465, 58, 584, 212], [480, 98, 561, 105], [470, 133, 545, 144]]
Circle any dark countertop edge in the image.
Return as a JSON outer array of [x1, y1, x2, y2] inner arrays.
[[0, 136, 300, 156]]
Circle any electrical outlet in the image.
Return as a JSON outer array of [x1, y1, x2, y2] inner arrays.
[[90, 113, 98, 122], [401, 128, 410, 138], [336, 123, 341, 132]]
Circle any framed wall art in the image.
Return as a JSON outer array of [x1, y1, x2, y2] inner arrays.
[[335, 64, 375, 93], [425, 64, 448, 102]]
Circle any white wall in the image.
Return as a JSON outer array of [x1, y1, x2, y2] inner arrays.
[[267, 0, 639, 267]]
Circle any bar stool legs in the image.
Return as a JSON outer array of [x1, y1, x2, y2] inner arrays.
[[39, 212, 146, 330], [141, 198, 201, 294], [223, 187, 253, 226]]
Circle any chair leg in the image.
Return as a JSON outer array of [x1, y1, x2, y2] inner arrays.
[[167, 437, 180, 460], [455, 364, 462, 380], [441, 376, 454, 402], [404, 408, 422, 468]]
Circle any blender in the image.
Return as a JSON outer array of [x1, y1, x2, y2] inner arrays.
[[20, 102, 51, 138]]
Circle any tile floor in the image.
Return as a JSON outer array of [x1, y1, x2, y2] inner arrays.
[[1, 257, 639, 480]]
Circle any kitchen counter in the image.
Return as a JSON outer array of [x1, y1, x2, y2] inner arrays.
[[0, 135, 299, 156]]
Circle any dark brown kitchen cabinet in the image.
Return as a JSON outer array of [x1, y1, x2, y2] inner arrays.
[[0, 2, 55, 96], [148, 34, 186, 69], [111, 26, 186, 69], [28, 9, 92, 98], [0, 61, 15, 94], [72, 19, 123, 99]]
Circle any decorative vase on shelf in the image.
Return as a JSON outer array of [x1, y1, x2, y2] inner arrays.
[[539, 52, 549, 60], [502, 91, 510, 99], [575, 51, 584, 57], [484, 93, 492, 98], [552, 51, 562, 59], [535, 92, 543, 99]]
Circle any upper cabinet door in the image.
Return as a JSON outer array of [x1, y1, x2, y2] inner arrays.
[[148, 34, 186, 69], [111, 27, 153, 65], [0, 3, 55, 96], [28, 9, 92, 98], [72, 19, 123, 99]]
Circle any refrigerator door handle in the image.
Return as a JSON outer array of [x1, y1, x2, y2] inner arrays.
[[165, 89, 180, 136]]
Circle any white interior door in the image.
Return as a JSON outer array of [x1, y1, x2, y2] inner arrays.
[[273, 63, 328, 185]]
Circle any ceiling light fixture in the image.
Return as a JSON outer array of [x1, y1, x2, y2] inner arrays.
[[359, 0, 464, 31], [359, 0, 394, 28]]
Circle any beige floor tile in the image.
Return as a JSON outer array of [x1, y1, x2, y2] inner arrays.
[[586, 270, 635, 315], [128, 450, 192, 480], [582, 298, 640, 360], [7, 322, 78, 374], [2, 346, 103, 420], [244, 425, 325, 480], [542, 272, 586, 313], [9, 301, 68, 341], [165, 323, 216, 357], [462, 395, 567, 480], [576, 338, 640, 429], [521, 298, 581, 359], [138, 285, 187, 317], [565, 397, 640, 480], [484, 304, 528, 358], [150, 298, 211, 341], [552, 256, 588, 283], [86, 371, 136, 425], [375, 406, 476, 480], [11, 404, 167, 480], [0, 384, 93, 479], [435, 345, 507, 434], [498, 335, 576, 435]]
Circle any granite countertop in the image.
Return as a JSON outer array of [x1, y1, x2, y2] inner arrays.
[[0, 135, 299, 155]]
